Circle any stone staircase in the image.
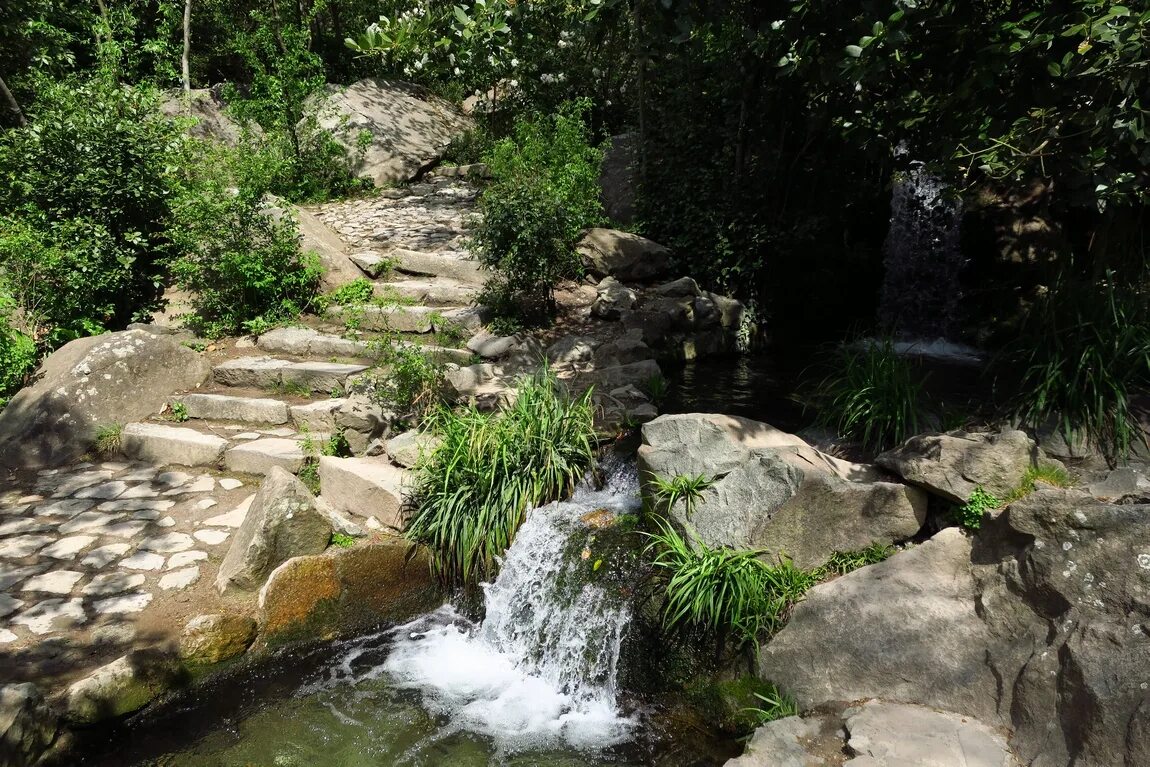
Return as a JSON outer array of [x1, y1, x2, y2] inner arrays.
[[115, 176, 493, 532]]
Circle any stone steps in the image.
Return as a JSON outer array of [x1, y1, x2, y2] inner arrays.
[[212, 356, 368, 394], [348, 247, 486, 286], [373, 277, 480, 307], [255, 326, 473, 365], [322, 304, 488, 336]]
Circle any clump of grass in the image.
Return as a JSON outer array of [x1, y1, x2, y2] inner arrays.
[[815, 542, 895, 578], [649, 473, 715, 518], [405, 371, 596, 584], [642, 373, 669, 405], [355, 335, 447, 423], [315, 277, 375, 313], [94, 424, 123, 457], [743, 683, 800, 725], [1002, 464, 1074, 504], [644, 517, 817, 647], [812, 337, 928, 452], [269, 379, 312, 398]]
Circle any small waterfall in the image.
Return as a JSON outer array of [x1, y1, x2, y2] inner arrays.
[[382, 463, 641, 754], [878, 160, 965, 340]]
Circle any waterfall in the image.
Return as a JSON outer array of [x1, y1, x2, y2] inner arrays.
[[382, 463, 641, 754], [878, 160, 965, 340]]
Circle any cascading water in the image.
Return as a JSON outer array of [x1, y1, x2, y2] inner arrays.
[[878, 159, 966, 341], [382, 462, 641, 756]]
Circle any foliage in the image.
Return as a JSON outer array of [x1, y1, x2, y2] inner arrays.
[[0, 75, 182, 345], [474, 101, 605, 324], [0, 294, 36, 410], [169, 190, 321, 338], [317, 278, 376, 313], [815, 543, 896, 578], [957, 486, 1001, 531], [167, 402, 189, 423], [1002, 275, 1150, 464], [1003, 464, 1075, 504], [642, 373, 669, 405], [405, 372, 596, 584], [743, 684, 800, 725], [298, 460, 321, 494], [644, 517, 816, 647], [354, 338, 448, 423], [330, 532, 357, 549], [648, 473, 714, 519], [94, 424, 123, 457], [813, 338, 928, 452]]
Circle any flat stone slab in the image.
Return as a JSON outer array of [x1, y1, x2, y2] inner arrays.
[[290, 399, 346, 433], [179, 394, 290, 425], [11, 598, 86, 634], [59, 512, 122, 535], [159, 566, 200, 590], [844, 701, 1016, 766], [167, 550, 208, 569], [0, 535, 54, 558], [257, 327, 367, 358], [280, 361, 369, 394], [82, 572, 145, 597], [348, 251, 391, 278], [81, 544, 130, 568], [40, 535, 97, 560], [218, 479, 243, 491], [21, 570, 84, 594], [121, 423, 228, 468], [119, 552, 165, 571], [139, 532, 195, 554], [193, 529, 229, 545], [377, 277, 480, 307], [93, 592, 153, 615], [390, 248, 486, 285], [326, 304, 435, 334], [212, 356, 292, 389], [318, 456, 406, 529], [224, 439, 306, 476]]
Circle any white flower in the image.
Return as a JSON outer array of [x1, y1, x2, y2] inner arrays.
[[558, 39, 570, 49], [510, 58, 519, 68], [454, 67, 462, 75], [508, 79, 518, 88]]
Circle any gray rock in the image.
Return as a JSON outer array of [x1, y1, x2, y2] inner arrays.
[[843, 701, 1016, 767], [215, 467, 332, 594], [311, 78, 471, 186], [334, 395, 390, 455], [876, 429, 1048, 503], [591, 276, 638, 320], [653, 276, 702, 297], [725, 715, 829, 766], [577, 228, 671, 282], [318, 456, 406, 529], [223, 438, 306, 476], [212, 356, 290, 389], [0, 330, 211, 469], [178, 614, 257, 665], [1087, 465, 1150, 503], [121, 424, 228, 467], [257, 327, 366, 359], [389, 248, 487, 286], [0, 683, 57, 767], [290, 399, 347, 434], [64, 650, 183, 725], [295, 206, 365, 294], [639, 414, 926, 568], [385, 430, 441, 469], [467, 332, 518, 360], [348, 251, 391, 278], [582, 360, 663, 395], [546, 336, 598, 366], [159, 89, 247, 145], [378, 277, 480, 307], [281, 361, 369, 394], [178, 394, 290, 425]]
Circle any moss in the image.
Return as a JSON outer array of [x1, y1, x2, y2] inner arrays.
[[684, 675, 782, 735]]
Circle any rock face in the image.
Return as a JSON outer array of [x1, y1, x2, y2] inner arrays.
[[311, 78, 471, 186], [758, 489, 1150, 767], [0, 330, 211, 469], [257, 538, 440, 644], [160, 88, 247, 145], [178, 614, 258, 666], [215, 468, 332, 594], [0, 683, 57, 767], [64, 650, 183, 725], [577, 228, 672, 283], [639, 414, 926, 568], [621, 277, 750, 360], [876, 429, 1045, 503]]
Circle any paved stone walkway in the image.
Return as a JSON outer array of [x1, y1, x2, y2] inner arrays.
[[0, 461, 254, 659]]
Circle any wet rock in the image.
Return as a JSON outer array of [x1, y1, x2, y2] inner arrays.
[[178, 614, 258, 666], [216, 468, 332, 594], [64, 650, 183, 725], [876, 429, 1049, 503], [0, 330, 211, 469], [577, 228, 671, 283], [639, 414, 926, 568], [0, 683, 58, 767]]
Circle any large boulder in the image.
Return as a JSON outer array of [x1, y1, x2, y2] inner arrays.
[[64, 650, 183, 725], [311, 78, 471, 186], [639, 414, 927, 568], [257, 537, 441, 645], [0, 683, 57, 767], [0, 330, 211, 469], [215, 468, 332, 594], [577, 228, 672, 283], [758, 489, 1150, 767], [159, 88, 248, 145], [876, 429, 1046, 503]]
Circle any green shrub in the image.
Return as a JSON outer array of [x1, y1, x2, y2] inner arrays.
[[474, 100, 605, 324], [169, 191, 321, 338], [644, 518, 817, 647], [813, 337, 928, 452], [1003, 275, 1150, 464], [405, 372, 596, 584], [0, 293, 36, 409], [353, 338, 448, 423], [330, 532, 357, 549], [956, 486, 1000, 531], [0, 76, 182, 341]]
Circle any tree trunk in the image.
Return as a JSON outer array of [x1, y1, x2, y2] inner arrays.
[[0, 75, 27, 127], [182, 0, 193, 107]]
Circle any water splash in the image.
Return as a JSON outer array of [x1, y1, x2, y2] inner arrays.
[[383, 463, 642, 755], [878, 161, 965, 339]]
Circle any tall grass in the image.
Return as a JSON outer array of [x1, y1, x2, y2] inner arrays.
[[1004, 274, 1150, 463], [405, 372, 596, 584], [813, 337, 928, 452]]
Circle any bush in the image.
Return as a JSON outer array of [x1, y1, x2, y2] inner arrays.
[[1003, 275, 1150, 464], [0, 76, 182, 341], [169, 190, 320, 338], [956, 486, 1000, 531], [474, 101, 605, 324], [812, 337, 928, 452], [352, 339, 448, 424], [0, 293, 36, 409], [405, 372, 596, 584]]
